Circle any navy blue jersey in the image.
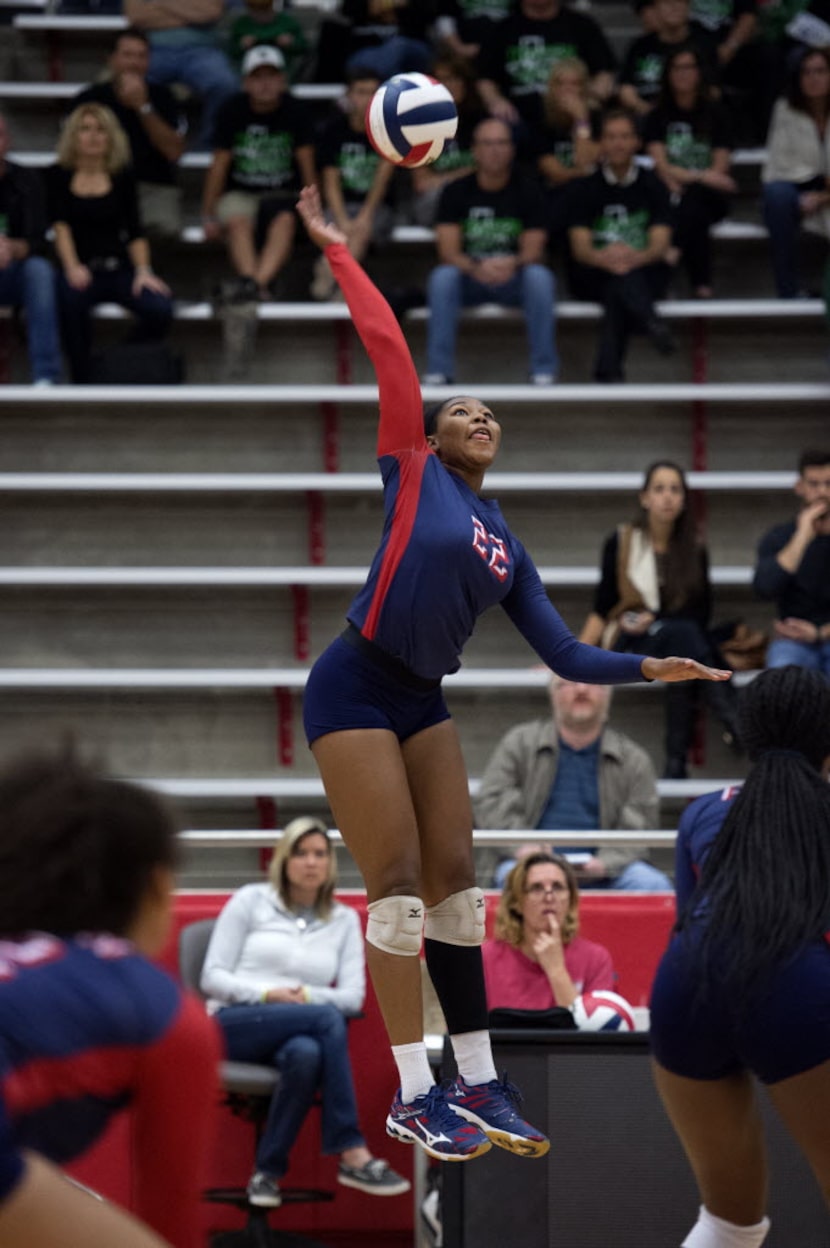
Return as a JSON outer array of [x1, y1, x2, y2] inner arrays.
[[326, 243, 647, 688], [674, 784, 741, 909], [0, 933, 221, 1246]]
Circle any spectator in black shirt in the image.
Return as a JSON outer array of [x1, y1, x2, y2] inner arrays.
[[424, 116, 558, 384], [644, 45, 736, 296], [532, 57, 600, 246], [690, 0, 777, 141], [76, 28, 185, 239], [476, 0, 617, 126], [201, 45, 316, 301], [618, 0, 719, 118], [0, 114, 61, 385], [312, 70, 395, 299], [47, 104, 173, 384], [753, 448, 830, 673], [566, 109, 674, 382], [410, 53, 488, 226]]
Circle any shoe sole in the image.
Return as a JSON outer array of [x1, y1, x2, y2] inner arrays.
[[385, 1117, 492, 1162], [450, 1108, 550, 1158], [337, 1174, 412, 1196], [247, 1194, 282, 1208]]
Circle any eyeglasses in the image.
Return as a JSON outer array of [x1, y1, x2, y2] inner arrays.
[[523, 882, 569, 898]]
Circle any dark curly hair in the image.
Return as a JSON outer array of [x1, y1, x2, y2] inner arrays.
[[678, 666, 830, 1002], [0, 747, 180, 938]]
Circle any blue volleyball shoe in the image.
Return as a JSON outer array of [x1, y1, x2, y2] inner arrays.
[[444, 1074, 550, 1157], [386, 1084, 492, 1161]]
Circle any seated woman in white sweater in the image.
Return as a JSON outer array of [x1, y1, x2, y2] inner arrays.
[[201, 816, 409, 1208]]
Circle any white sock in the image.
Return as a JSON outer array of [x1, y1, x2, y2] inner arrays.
[[391, 1041, 434, 1104], [682, 1205, 771, 1248], [450, 1030, 497, 1087]]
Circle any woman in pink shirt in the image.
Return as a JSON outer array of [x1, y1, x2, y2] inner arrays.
[[483, 853, 615, 1009]]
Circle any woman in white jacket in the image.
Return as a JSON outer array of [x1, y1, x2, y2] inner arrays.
[[762, 47, 830, 296], [201, 816, 408, 1209]]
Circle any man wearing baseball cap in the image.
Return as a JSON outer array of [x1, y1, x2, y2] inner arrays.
[[202, 42, 315, 303]]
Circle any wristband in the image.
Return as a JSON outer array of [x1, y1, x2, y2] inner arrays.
[[139, 102, 154, 116], [574, 123, 591, 138]]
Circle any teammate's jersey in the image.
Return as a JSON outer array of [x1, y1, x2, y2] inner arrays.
[[674, 785, 741, 910], [0, 932, 222, 1248], [326, 243, 647, 687]]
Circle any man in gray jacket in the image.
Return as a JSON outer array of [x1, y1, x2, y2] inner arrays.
[[476, 675, 670, 890]]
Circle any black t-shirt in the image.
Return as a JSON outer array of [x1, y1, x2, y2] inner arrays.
[[690, 0, 756, 38], [75, 80, 184, 186], [531, 107, 602, 173], [45, 165, 142, 264], [0, 162, 49, 250], [436, 169, 547, 257], [435, 0, 513, 43], [213, 93, 314, 194], [477, 12, 616, 119], [316, 113, 383, 204], [643, 101, 732, 169], [566, 166, 671, 250], [619, 28, 720, 102], [427, 110, 486, 177]]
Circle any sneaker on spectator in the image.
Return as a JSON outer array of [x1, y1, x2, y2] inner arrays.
[[337, 1156, 411, 1196], [386, 1085, 491, 1161], [444, 1074, 550, 1158], [422, 373, 452, 386], [529, 373, 556, 385], [246, 1171, 281, 1207]]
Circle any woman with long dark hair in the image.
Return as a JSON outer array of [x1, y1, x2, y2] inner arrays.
[[650, 665, 830, 1247], [644, 45, 736, 298], [295, 184, 728, 1164], [580, 459, 739, 778], [762, 46, 830, 297]]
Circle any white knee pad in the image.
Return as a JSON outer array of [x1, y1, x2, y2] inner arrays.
[[424, 887, 485, 947], [682, 1206, 771, 1248], [366, 894, 424, 957]]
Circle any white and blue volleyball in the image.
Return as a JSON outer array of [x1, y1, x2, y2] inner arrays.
[[366, 73, 458, 168], [571, 990, 637, 1032]]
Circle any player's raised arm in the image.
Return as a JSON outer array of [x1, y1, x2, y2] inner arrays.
[[296, 186, 424, 456]]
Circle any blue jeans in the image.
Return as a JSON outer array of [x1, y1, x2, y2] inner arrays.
[[761, 179, 822, 298], [218, 1003, 364, 1180], [613, 860, 672, 891], [345, 35, 431, 78], [766, 636, 830, 675], [426, 264, 558, 380], [147, 41, 238, 146], [0, 256, 62, 383]]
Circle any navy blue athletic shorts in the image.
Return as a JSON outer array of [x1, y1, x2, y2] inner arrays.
[[303, 627, 451, 746], [650, 932, 830, 1085]]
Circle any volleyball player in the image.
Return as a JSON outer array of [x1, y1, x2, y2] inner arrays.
[[651, 665, 830, 1247], [0, 749, 222, 1248], [296, 184, 730, 1162]]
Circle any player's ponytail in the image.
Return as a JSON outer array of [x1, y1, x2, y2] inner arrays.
[[677, 665, 830, 1004]]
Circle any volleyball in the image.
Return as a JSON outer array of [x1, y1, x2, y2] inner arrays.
[[571, 990, 637, 1032], [366, 73, 458, 168]]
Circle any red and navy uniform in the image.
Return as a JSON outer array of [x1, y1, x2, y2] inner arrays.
[[651, 789, 830, 1084], [673, 784, 741, 910], [0, 932, 222, 1247], [303, 244, 646, 744]]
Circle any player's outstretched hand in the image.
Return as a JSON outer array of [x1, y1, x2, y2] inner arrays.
[[642, 656, 732, 683], [296, 185, 348, 250]]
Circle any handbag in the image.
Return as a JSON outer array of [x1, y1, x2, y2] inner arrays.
[[488, 1006, 577, 1031], [714, 620, 768, 672], [89, 341, 184, 386]]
